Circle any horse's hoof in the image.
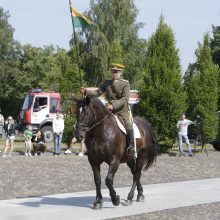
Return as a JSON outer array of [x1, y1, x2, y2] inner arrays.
[[92, 202, 102, 210], [136, 195, 145, 202], [112, 195, 120, 206], [121, 199, 133, 206]]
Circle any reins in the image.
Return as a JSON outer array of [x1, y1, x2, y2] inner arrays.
[[77, 114, 109, 132], [89, 114, 109, 131]]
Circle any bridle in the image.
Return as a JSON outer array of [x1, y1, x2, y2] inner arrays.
[[76, 114, 109, 133]]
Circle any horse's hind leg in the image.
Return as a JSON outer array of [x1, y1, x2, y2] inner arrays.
[[122, 161, 137, 206], [105, 161, 120, 206], [136, 179, 145, 202], [125, 161, 144, 205]]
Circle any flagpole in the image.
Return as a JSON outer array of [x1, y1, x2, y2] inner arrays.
[[69, 0, 82, 86]]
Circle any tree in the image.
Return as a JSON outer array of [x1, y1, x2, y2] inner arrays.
[[139, 16, 186, 143], [0, 7, 25, 117], [210, 25, 220, 66], [0, 7, 14, 60], [75, 0, 146, 88], [184, 33, 219, 145], [210, 25, 220, 108]]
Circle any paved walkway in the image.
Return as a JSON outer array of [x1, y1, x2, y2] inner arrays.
[[0, 178, 219, 220]]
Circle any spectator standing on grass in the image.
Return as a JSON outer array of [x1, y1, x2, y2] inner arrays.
[[2, 116, 15, 157], [33, 130, 46, 156], [177, 114, 195, 157], [53, 110, 64, 156], [24, 124, 33, 156], [0, 108, 4, 138]]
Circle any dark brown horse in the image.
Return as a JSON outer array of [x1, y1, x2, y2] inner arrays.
[[75, 96, 158, 209]]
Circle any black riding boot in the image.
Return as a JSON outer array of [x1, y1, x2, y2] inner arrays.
[[127, 129, 135, 156]]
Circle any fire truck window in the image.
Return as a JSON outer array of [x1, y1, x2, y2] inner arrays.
[[33, 97, 47, 112], [39, 98, 47, 109], [22, 95, 33, 110], [51, 98, 58, 112], [33, 97, 39, 111]]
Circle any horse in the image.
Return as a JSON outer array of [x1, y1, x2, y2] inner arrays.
[[75, 96, 158, 209]]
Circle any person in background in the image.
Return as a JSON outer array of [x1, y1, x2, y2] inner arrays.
[[33, 130, 46, 156], [53, 110, 64, 156], [2, 116, 15, 157], [0, 108, 4, 138], [39, 99, 47, 110], [24, 124, 33, 156], [64, 123, 86, 156], [177, 114, 195, 157], [64, 136, 86, 156]]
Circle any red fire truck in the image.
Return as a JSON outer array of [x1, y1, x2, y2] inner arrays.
[[20, 89, 62, 142]]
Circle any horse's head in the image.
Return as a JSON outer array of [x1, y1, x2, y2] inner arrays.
[[75, 96, 108, 140]]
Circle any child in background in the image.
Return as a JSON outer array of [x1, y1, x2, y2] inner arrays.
[[24, 125, 33, 156], [2, 116, 15, 157]]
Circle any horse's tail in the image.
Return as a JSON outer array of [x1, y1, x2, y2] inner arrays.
[[143, 129, 159, 171]]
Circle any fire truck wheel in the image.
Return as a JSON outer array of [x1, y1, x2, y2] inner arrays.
[[41, 126, 53, 142]]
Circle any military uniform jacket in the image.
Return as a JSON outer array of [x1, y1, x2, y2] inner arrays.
[[87, 78, 130, 115]]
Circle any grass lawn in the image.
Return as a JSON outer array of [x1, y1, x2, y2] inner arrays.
[[0, 133, 81, 154]]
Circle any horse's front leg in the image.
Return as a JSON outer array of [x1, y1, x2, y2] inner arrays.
[[90, 161, 102, 209], [105, 160, 120, 206]]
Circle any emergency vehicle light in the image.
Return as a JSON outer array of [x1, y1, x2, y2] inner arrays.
[[32, 89, 43, 93]]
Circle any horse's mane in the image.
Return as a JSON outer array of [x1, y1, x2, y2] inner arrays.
[[88, 96, 110, 115]]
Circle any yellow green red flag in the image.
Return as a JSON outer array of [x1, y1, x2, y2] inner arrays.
[[70, 6, 95, 29]]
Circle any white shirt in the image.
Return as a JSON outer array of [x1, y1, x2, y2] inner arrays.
[[177, 119, 193, 135], [0, 114, 4, 125], [52, 117, 64, 134]]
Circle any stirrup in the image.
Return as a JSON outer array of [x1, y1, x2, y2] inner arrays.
[[127, 146, 135, 156]]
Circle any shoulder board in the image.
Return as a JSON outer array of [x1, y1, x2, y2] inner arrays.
[[120, 79, 129, 82]]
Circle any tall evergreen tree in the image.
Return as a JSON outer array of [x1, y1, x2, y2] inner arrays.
[[210, 25, 220, 66], [184, 34, 219, 145], [139, 16, 186, 142], [210, 25, 220, 108]]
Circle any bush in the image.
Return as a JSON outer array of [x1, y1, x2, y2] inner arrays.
[[62, 113, 76, 147]]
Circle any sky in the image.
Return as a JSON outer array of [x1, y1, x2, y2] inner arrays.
[[0, 0, 219, 71]]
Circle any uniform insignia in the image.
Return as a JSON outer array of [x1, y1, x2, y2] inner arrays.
[[121, 79, 128, 82]]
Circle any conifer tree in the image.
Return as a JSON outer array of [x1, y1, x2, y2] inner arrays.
[[184, 34, 219, 145], [139, 16, 186, 142], [210, 25, 220, 108], [210, 25, 220, 66]]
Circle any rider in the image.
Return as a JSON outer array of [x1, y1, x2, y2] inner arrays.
[[80, 63, 135, 156]]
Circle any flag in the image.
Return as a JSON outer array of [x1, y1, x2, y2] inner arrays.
[[70, 6, 95, 29]]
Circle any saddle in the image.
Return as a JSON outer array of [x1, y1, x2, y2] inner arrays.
[[114, 115, 141, 138]]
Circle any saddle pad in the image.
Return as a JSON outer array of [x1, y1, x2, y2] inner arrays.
[[114, 116, 141, 138]]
